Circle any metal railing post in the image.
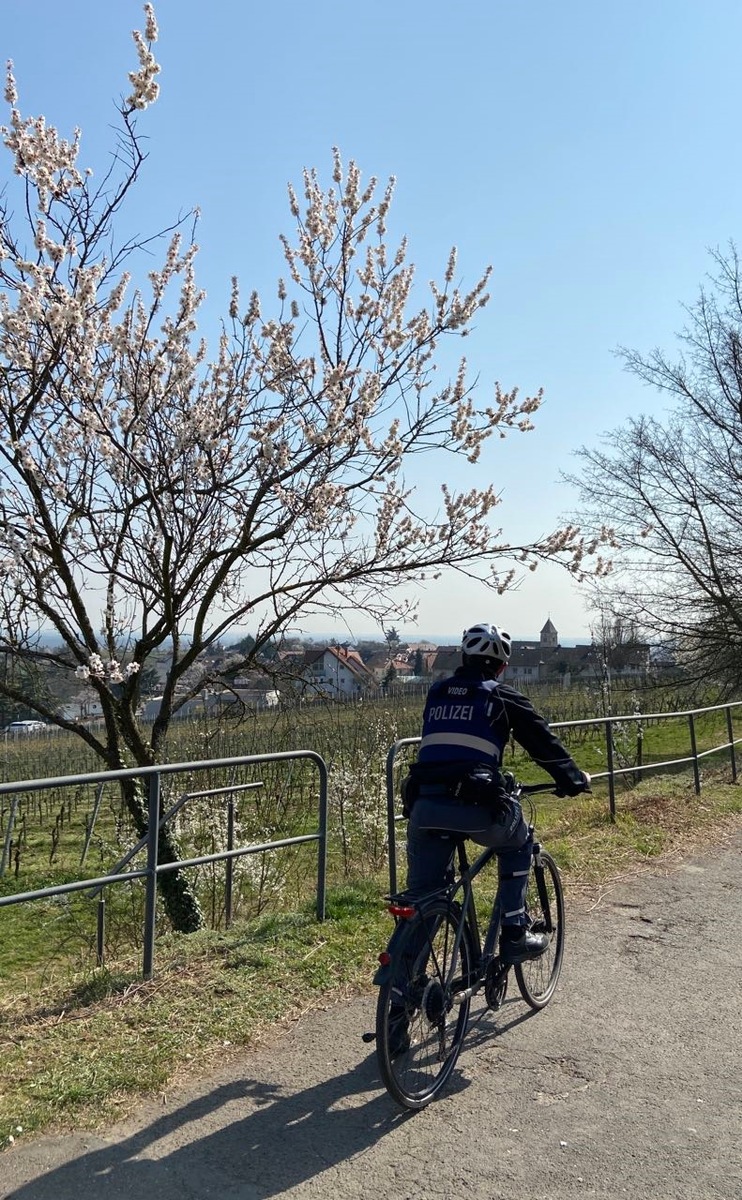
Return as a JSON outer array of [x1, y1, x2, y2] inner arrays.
[[81, 782, 105, 866], [688, 714, 701, 795], [315, 755, 328, 922], [726, 706, 737, 782], [142, 771, 161, 980], [96, 896, 106, 967], [386, 744, 399, 894], [605, 720, 616, 820], [225, 797, 235, 928]]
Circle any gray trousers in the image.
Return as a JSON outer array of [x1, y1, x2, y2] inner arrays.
[[406, 795, 532, 926]]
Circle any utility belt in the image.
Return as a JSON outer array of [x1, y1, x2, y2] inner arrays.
[[402, 762, 501, 817]]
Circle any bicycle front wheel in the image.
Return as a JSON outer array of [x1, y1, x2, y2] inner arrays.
[[376, 899, 473, 1110], [515, 850, 565, 1009]]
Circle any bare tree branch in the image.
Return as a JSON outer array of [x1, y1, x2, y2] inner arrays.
[[570, 244, 742, 694]]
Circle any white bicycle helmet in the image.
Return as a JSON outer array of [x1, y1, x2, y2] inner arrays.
[[461, 622, 512, 664]]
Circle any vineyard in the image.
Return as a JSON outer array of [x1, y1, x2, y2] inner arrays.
[[1, 679, 740, 984]]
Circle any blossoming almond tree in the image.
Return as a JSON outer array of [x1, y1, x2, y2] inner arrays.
[[0, 7, 606, 930]]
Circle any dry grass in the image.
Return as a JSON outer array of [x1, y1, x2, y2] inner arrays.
[[555, 769, 742, 904]]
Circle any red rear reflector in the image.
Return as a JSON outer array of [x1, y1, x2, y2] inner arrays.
[[378, 951, 391, 966], [387, 903, 416, 919]]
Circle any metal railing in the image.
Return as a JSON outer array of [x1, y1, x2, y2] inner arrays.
[[2, 699, 740, 976], [0, 750, 328, 979], [384, 700, 742, 892]]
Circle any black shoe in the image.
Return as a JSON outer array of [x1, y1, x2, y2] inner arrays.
[[499, 929, 549, 964]]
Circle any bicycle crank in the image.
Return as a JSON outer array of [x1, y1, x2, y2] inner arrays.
[[484, 959, 509, 1010]]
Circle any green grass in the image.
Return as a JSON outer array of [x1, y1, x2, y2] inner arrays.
[[0, 880, 390, 1146], [1, 766, 740, 1150]]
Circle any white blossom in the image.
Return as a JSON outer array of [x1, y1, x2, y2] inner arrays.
[[126, 8, 161, 111], [4, 61, 17, 106], [144, 3, 159, 42]]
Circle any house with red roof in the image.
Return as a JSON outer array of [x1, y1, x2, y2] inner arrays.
[[293, 644, 377, 699]]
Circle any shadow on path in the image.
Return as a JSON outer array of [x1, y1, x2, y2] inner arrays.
[[5, 992, 536, 1199], [6, 1047, 423, 1200]]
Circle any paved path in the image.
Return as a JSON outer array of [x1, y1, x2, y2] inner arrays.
[[3, 830, 741, 1200]]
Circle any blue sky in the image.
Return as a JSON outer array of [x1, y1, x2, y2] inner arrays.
[[3, 1, 741, 642]]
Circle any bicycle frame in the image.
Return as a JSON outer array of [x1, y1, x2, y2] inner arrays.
[[446, 841, 499, 993], [387, 781, 557, 1002], [373, 779, 569, 1109]]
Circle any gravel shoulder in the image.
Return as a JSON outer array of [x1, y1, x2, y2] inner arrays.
[[3, 827, 741, 1200]]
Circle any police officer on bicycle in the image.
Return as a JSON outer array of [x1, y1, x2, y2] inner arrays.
[[403, 622, 591, 963]]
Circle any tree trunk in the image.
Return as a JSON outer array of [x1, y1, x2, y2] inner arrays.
[[154, 821, 203, 933], [120, 776, 203, 933]]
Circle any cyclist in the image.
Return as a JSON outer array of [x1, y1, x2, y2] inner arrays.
[[402, 622, 591, 964]]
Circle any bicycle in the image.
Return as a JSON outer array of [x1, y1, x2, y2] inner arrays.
[[370, 780, 565, 1110]]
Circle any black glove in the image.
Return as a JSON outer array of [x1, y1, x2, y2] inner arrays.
[[555, 771, 591, 798]]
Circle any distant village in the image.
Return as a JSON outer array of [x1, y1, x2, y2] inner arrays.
[[64, 618, 658, 724], [52, 618, 662, 725], [267, 618, 654, 697]]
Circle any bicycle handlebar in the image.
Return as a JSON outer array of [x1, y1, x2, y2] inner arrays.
[[516, 780, 592, 797]]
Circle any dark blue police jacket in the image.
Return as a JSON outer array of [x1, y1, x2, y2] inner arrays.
[[418, 673, 504, 766], [416, 666, 586, 796]]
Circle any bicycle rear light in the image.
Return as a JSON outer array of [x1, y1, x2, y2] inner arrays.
[[387, 902, 416, 919]]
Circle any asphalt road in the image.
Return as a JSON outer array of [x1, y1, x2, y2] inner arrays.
[[3, 828, 741, 1200]]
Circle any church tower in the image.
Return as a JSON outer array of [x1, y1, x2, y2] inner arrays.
[[540, 618, 558, 648]]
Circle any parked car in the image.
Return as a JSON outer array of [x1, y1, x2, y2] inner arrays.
[[2, 720, 47, 735]]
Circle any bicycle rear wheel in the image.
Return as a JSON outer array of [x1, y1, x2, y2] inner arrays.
[[376, 898, 473, 1109], [515, 850, 565, 1009]]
